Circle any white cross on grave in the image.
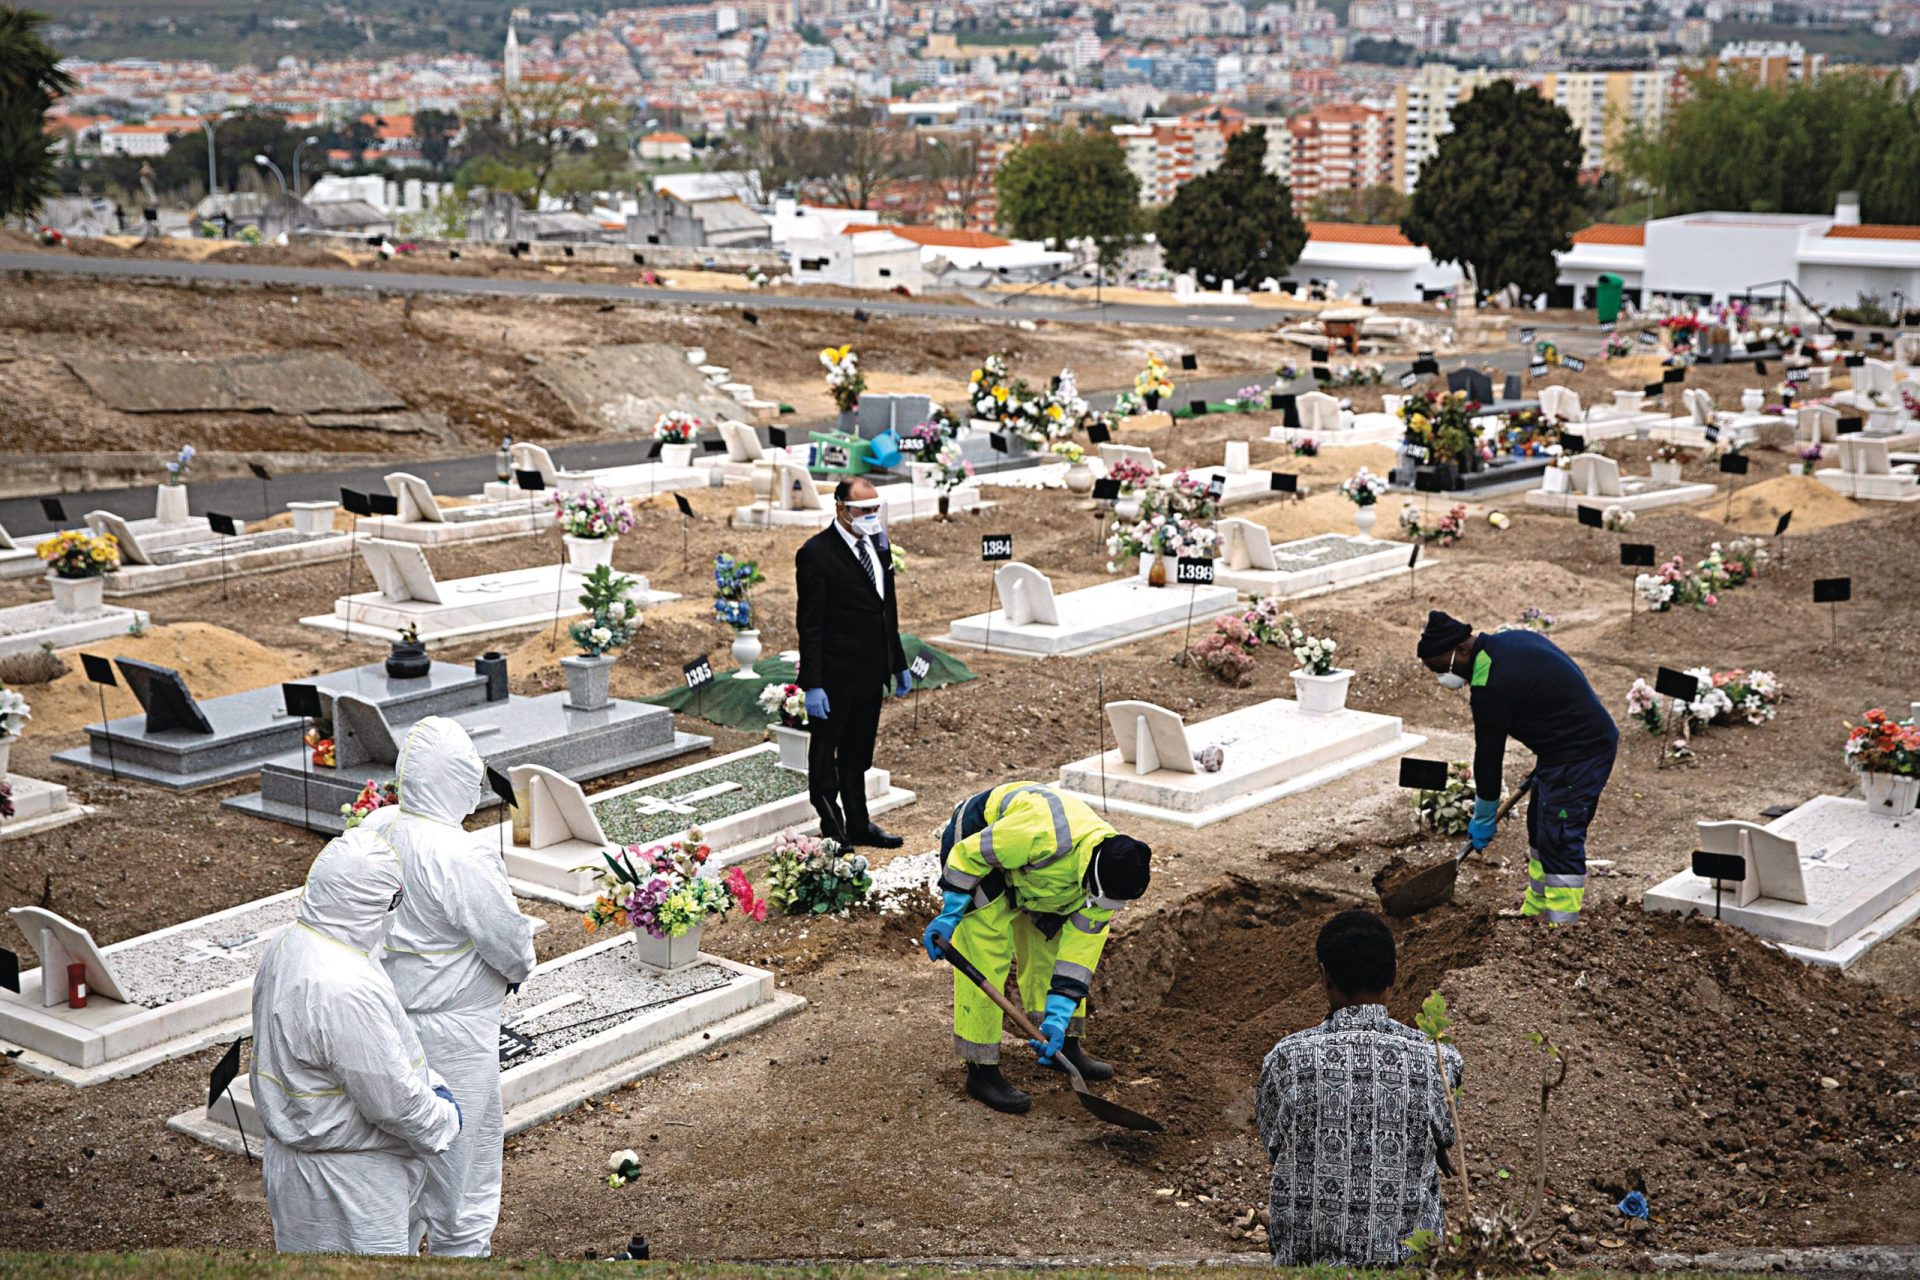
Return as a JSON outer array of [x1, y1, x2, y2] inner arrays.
[[622, 780, 742, 818]]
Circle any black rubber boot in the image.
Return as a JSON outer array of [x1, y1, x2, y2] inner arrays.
[[1042, 1037, 1115, 1082], [965, 1063, 1031, 1114]]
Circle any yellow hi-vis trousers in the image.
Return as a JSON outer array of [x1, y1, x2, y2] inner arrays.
[[951, 894, 1086, 1064]]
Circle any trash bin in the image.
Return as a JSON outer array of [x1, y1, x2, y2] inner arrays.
[[1596, 272, 1624, 325]]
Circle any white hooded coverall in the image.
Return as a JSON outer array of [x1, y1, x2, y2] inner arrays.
[[367, 716, 537, 1257], [251, 827, 462, 1255]]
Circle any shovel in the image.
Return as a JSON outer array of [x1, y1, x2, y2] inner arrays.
[[937, 935, 1163, 1133], [1375, 773, 1533, 918]]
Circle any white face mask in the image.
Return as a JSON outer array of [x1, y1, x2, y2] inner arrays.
[[1435, 650, 1468, 690], [851, 512, 883, 537]]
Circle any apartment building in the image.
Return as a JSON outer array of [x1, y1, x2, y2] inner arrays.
[[1714, 40, 1825, 86], [1113, 106, 1246, 205], [1391, 63, 1497, 193], [1537, 67, 1678, 172], [1278, 102, 1395, 213]]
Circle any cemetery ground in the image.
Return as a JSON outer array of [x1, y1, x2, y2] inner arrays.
[[1, 360, 1918, 1269]]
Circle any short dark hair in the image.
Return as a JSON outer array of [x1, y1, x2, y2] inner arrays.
[[833, 479, 853, 504], [1316, 909, 1396, 996]]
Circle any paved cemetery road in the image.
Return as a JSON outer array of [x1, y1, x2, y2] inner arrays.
[[0, 250, 1286, 332]]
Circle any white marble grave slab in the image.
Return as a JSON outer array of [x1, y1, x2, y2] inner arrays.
[[1056, 697, 1424, 828], [1643, 794, 1920, 967], [1523, 477, 1717, 516], [0, 599, 151, 660], [0, 773, 92, 839], [169, 934, 802, 1153], [734, 479, 986, 529], [1214, 531, 1414, 600], [939, 575, 1240, 659]]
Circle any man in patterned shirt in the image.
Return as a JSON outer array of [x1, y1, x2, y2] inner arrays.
[[1255, 910, 1464, 1267]]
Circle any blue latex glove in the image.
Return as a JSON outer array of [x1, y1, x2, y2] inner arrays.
[[1467, 795, 1499, 850], [895, 670, 913, 697], [433, 1084, 462, 1130], [921, 889, 970, 961], [803, 687, 831, 720], [1029, 993, 1078, 1064]]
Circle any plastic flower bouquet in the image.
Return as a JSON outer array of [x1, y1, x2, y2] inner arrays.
[[820, 344, 865, 413], [582, 830, 763, 938], [766, 831, 871, 916], [553, 488, 635, 540], [1416, 762, 1475, 836], [1634, 555, 1713, 611], [340, 779, 398, 828], [932, 442, 974, 491], [1603, 505, 1635, 532], [163, 444, 196, 485], [607, 1149, 643, 1189], [1398, 389, 1476, 461], [1134, 353, 1174, 403], [758, 681, 808, 729], [1190, 614, 1260, 686], [1050, 440, 1085, 465], [651, 410, 702, 443], [36, 529, 119, 579], [1338, 468, 1386, 507], [570, 564, 640, 656], [1106, 457, 1154, 494], [1290, 632, 1339, 675], [1844, 709, 1920, 778], [0, 686, 30, 741], [712, 553, 764, 631]]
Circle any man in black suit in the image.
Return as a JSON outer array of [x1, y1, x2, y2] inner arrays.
[[795, 476, 911, 849]]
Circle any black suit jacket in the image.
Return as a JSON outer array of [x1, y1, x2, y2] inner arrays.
[[795, 524, 907, 697]]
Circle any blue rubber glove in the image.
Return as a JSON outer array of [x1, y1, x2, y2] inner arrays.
[[1029, 993, 1078, 1064], [921, 889, 970, 961], [895, 670, 913, 697], [433, 1084, 462, 1130], [1467, 795, 1499, 850], [803, 687, 831, 720]]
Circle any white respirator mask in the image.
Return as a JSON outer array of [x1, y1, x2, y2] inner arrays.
[[1435, 649, 1468, 690]]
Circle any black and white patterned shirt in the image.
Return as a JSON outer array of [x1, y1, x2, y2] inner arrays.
[[1255, 1004, 1464, 1267]]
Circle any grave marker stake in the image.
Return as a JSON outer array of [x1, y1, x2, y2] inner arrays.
[[208, 1038, 253, 1164], [981, 570, 993, 657], [250, 462, 272, 520], [82, 654, 119, 781]]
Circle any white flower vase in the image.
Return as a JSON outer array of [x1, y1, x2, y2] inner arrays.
[[1353, 505, 1377, 534], [730, 628, 762, 679], [155, 483, 190, 526], [564, 534, 616, 572], [1063, 461, 1094, 493], [660, 442, 695, 467], [48, 574, 104, 616], [769, 722, 809, 772], [1290, 667, 1353, 714], [631, 923, 703, 972], [1649, 460, 1683, 484], [1115, 495, 1143, 521], [1858, 771, 1919, 820], [1542, 467, 1570, 494], [1742, 389, 1765, 414]]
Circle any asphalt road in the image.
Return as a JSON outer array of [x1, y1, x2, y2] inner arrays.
[[0, 250, 1286, 332]]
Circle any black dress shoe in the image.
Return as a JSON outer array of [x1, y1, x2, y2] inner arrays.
[[848, 823, 904, 849], [965, 1063, 1031, 1114], [1040, 1038, 1115, 1083]]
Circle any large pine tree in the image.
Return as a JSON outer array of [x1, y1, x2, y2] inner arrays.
[[1157, 126, 1308, 289]]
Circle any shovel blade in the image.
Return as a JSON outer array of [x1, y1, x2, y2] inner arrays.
[[1374, 854, 1459, 918], [1074, 1088, 1164, 1132]]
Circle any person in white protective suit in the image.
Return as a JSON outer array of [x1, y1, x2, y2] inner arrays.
[[364, 716, 537, 1257], [251, 826, 464, 1255]]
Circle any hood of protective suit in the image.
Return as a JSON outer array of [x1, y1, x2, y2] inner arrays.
[[297, 826, 406, 954], [396, 715, 484, 828]]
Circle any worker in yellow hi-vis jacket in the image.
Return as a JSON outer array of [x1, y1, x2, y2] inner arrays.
[[922, 781, 1153, 1114]]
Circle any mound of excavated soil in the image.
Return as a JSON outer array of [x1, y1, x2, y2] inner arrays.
[[1703, 472, 1882, 534], [29, 622, 316, 740]]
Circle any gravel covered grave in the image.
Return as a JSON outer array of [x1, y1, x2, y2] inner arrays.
[[501, 945, 733, 1062], [108, 896, 301, 1008], [592, 750, 806, 848]]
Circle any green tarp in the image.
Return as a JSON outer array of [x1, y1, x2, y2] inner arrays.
[[642, 633, 975, 731]]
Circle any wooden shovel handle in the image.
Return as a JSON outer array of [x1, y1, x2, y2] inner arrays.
[[938, 936, 1046, 1042]]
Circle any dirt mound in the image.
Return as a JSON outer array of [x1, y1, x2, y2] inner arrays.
[[1704, 472, 1880, 534]]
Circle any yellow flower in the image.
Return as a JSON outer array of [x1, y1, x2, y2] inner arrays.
[[993, 386, 1008, 402], [1046, 404, 1063, 420], [970, 368, 983, 381]]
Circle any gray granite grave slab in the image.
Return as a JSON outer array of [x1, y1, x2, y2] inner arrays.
[[223, 693, 712, 833], [52, 660, 488, 789]]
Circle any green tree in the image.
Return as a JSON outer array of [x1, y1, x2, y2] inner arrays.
[[1619, 72, 1920, 223], [1401, 81, 1585, 297], [1306, 183, 1408, 225], [1157, 127, 1308, 289], [413, 108, 459, 169], [994, 127, 1140, 268], [0, 6, 76, 220]]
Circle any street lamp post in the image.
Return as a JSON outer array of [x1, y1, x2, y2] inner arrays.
[[254, 154, 288, 195], [292, 135, 319, 197], [200, 118, 218, 196]]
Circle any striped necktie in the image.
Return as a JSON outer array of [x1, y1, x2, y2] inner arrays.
[[854, 537, 879, 593]]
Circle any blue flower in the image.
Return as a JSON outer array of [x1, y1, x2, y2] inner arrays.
[[1617, 1190, 1648, 1219]]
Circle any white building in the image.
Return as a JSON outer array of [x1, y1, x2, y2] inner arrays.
[[99, 124, 175, 157], [1295, 222, 1458, 302], [787, 229, 930, 292]]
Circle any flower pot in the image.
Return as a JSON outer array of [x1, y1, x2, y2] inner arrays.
[[1353, 505, 1377, 534], [1143, 393, 1160, 412], [937, 493, 951, 519], [631, 923, 703, 973], [730, 628, 763, 679], [155, 483, 190, 526], [1649, 460, 1683, 484], [1741, 389, 1765, 414], [475, 652, 509, 702], [1290, 667, 1353, 714], [1858, 771, 1919, 820], [837, 409, 857, 435], [562, 653, 615, 711], [48, 574, 104, 616], [659, 442, 695, 468], [1541, 467, 1570, 494], [385, 642, 430, 680], [564, 534, 616, 572], [1063, 461, 1094, 493], [769, 722, 809, 772], [1144, 553, 1168, 588], [1115, 495, 1142, 521]]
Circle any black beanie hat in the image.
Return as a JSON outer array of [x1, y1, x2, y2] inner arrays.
[[1416, 609, 1472, 659], [1087, 834, 1152, 901]]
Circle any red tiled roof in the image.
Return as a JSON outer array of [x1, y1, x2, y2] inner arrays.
[[643, 131, 690, 143], [1305, 221, 1413, 246], [1826, 223, 1920, 241], [843, 223, 1010, 249], [1570, 224, 1646, 246]]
